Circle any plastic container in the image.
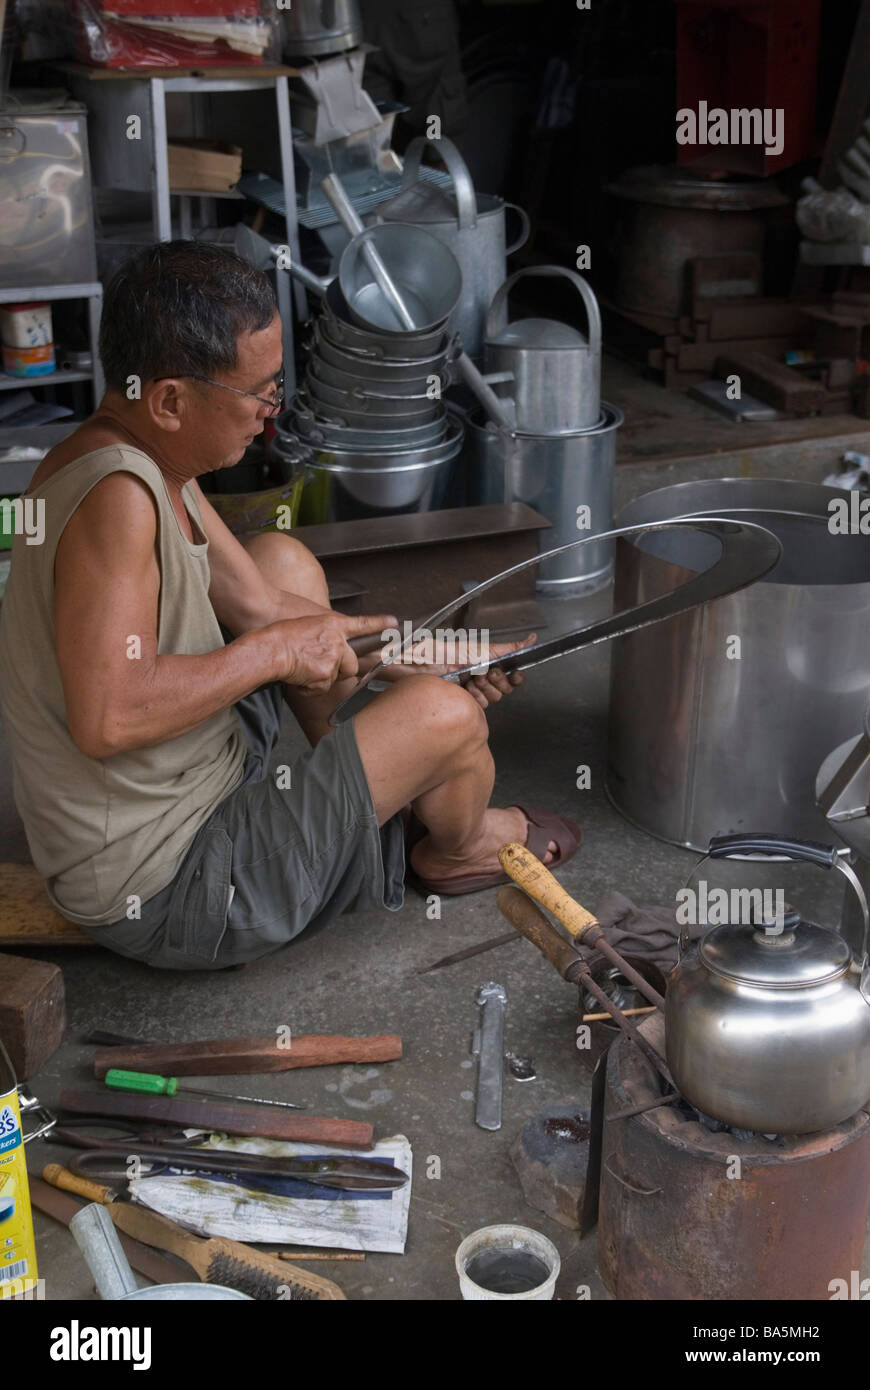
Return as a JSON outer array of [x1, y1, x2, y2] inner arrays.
[[0, 1039, 38, 1298], [455, 1224, 560, 1301]]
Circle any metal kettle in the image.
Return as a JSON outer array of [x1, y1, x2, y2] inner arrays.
[[665, 834, 870, 1135]]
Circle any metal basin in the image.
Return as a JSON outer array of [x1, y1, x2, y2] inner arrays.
[[322, 281, 452, 358], [302, 383, 443, 431], [294, 420, 465, 522], [338, 223, 462, 335], [305, 366, 442, 412], [310, 336, 448, 390], [282, 400, 448, 451], [276, 413, 459, 467]]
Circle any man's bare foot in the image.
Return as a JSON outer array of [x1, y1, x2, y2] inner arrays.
[[409, 807, 558, 885]]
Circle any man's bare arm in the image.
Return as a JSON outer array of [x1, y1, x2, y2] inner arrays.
[[54, 474, 393, 758]]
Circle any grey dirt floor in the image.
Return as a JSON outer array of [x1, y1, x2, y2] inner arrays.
[[4, 359, 870, 1301]]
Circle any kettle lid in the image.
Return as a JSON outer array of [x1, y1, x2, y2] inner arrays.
[[700, 915, 852, 987], [489, 317, 589, 350]]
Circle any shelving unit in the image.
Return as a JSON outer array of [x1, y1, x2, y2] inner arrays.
[[62, 64, 304, 395], [0, 283, 104, 473]]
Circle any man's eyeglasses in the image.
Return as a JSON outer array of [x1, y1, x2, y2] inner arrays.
[[157, 370, 285, 415]]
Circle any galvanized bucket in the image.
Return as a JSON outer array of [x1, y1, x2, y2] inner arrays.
[[607, 478, 870, 849], [462, 403, 622, 597]]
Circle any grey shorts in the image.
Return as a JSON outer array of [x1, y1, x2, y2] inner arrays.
[[82, 685, 406, 970]]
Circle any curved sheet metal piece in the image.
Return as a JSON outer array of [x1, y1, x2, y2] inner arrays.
[[328, 516, 782, 726]]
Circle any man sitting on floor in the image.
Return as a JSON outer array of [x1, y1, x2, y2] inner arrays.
[[0, 242, 581, 970]]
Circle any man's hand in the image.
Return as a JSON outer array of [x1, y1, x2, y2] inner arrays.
[[275, 612, 398, 696], [376, 632, 537, 710]]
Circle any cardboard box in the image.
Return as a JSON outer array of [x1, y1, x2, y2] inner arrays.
[[167, 140, 243, 192]]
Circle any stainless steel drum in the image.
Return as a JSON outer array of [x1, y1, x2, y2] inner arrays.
[[607, 478, 870, 849], [462, 403, 622, 597]]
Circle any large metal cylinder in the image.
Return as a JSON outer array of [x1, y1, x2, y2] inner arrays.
[[599, 1020, 870, 1301], [607, 479, 870, 849], [462, 403, 622, 597]]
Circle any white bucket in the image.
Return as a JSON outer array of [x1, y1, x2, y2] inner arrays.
[[455, 1224, 560, 1301]]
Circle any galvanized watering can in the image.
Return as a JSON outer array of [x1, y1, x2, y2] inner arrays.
[[484, 265, 602, 434], [377, 135, 530, 357]]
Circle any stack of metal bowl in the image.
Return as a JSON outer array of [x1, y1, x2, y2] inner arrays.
[[275, 278, 464, 524]]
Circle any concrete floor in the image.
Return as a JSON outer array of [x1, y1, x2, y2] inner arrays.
[[5, 361, 870, 1301]]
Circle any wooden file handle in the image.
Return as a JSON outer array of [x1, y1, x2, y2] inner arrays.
[[496, 885, 584, 980], [498, 843, 600, 941]]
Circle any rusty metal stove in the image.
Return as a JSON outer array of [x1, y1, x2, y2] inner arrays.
[[599, 1015, 870, 1301]]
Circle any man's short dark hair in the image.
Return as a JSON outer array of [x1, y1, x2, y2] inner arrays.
[[99, 240, 278, 392]]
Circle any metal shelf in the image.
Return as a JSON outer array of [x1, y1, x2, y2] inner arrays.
[[0, 369, 94, 392], [0, 283, 104, 404], [62, 67, 301, 394], [0, 282, 102, 304]]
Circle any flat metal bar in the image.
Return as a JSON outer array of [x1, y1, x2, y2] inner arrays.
[[474, 983, 507, 1131]]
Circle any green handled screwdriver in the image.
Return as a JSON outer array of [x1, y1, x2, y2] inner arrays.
[[104, 1068, 306, 1110]]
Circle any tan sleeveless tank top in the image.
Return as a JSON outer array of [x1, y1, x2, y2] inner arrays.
[[0, 445, 246, 925]]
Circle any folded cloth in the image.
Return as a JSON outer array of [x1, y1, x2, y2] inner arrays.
[[591, 891, 707, 973]]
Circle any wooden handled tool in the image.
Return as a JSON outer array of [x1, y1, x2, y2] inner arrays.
[[494, 884, 586, 980], [498, 844, 600, 938], [93, 1033, 402, 1080], [29, 1175, 191, 1287], [497, 844, 666, 1009], [59, 1089, 374, 1149], [40, 1163, 344, 1301], [497, 885, 675, 1088], [43, 1162, 118, 1205]]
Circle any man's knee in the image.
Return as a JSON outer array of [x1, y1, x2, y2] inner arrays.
[[399, 674, 488, 748], [244, 531, 328, 603]]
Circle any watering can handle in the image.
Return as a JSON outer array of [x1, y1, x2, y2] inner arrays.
[[485, 266, 602, 356], [679, 833, 870, 981], [400, 135, 478, 231], [503, 203, 531, 256]]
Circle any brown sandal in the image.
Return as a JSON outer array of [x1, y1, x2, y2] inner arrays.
[[409, 804, 583, 898]]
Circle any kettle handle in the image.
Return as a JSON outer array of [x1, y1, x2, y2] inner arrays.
[[708, 833, 838, 868], [701, 833, 870, 987], [485, 266, 602, 357], [400, 135, 478, 231]]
